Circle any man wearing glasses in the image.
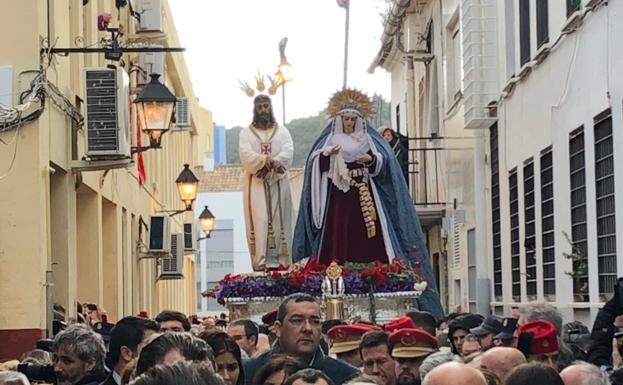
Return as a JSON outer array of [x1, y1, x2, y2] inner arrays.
[[244, 293, 359, 385]]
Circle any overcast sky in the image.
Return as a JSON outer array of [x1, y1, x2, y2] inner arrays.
[[168, 0, 392, 129]]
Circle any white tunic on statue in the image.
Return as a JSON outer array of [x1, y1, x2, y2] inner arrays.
[[239, 124, 294, 270]]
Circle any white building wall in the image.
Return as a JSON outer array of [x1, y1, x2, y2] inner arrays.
[[379, 0, 485, 313], [491, 0, 622, 323]]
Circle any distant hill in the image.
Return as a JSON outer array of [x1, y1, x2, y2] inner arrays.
[[226, 94, 391, 168]]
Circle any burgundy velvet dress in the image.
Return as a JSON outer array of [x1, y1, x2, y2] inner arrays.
[[318, 153, 389, 265]]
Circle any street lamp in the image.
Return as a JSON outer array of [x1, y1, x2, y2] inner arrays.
[[175, 164, 199, 211], [198, 206, 216, 239], [275, 37, 292, 125], [157, 164, 199, 216], [133, 73, 177, 153]]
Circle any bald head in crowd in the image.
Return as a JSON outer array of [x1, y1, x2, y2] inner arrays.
[[422, 362, 486, 385], [559, 362, 610, 385], [480, 347, 526, 382]]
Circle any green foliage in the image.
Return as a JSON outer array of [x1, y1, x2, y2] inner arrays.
[[562, 231, 587, 279], [224, 95, 392, 168], [562, 231, 588, 300]]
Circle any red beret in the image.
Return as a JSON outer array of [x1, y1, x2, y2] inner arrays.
[[137, 311, 149, 318], [389, 328, 438, 358], [518, 320, 559, 355], [328, 323, 380, 354], [384, 316, 416, 333], [262, 309, 278, 325]]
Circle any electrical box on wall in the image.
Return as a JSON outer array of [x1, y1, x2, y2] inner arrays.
[[136, 0, 164, 33], [138, 46, 164, 85]]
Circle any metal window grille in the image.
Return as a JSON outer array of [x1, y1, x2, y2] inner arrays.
[[541, 148, 555, 299], [524, 161, 537, 298], [490, 125, 503, 300], [510, 168, 521, 302], [519, 0, 531, 66], [569, 128, 589, 302], [594, 112, 616, 301], [536, 0, 549, 48]]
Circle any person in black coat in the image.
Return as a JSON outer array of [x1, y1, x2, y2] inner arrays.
[[244, 294, 359, 385], [587, 280, 623, 368], [381, 127, 409, 184], [100, 316, 159, 385]]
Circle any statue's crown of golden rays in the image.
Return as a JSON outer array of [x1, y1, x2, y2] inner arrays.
[[239, 72, 282, 97], [326, 88, 374, 119]]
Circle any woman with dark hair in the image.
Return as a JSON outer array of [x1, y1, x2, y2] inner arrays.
[[252, 354, 303, 385], [200, 332, 245, 385], [504, 363, 564, 385]]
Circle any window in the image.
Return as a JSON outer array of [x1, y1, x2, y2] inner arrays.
[[509, 168, 521, 302], [524, 160, 537, 299], [519, 0, 531, 66], [468, 229, 477, 313], [594, 110, 616, 301], [536, 0, 549, 48], [567, 0, 581, 18], [541, 148, 555, 299], [446, 18, 461, 104], [490, 124, 502, 300], [569, 127, 588, 302]]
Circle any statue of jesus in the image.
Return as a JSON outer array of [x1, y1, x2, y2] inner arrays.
[[239, 95, 294, 271]]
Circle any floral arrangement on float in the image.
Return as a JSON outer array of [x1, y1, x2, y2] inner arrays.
[[202, 258, 428, 306]]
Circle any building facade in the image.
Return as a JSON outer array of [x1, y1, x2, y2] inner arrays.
[[369, 0, 490, 314], [489, 0, 622, 324], [0, 0, 211, 358]]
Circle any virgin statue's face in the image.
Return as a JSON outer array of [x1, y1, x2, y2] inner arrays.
[[341, 114, 357, 134]]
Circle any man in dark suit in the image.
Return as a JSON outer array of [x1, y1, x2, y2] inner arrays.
[[100, 316, 159, 385], [244, 294, 360, 385]]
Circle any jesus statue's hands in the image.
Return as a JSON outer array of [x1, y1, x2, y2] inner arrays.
[[272, 160, 286, 174]]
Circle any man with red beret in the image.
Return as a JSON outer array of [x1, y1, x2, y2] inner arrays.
[[390, 328, 438, 385], [328, 323, 379, 367], [517, 320, 559, 370]]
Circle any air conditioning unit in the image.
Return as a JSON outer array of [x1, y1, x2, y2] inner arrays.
[[160, 233, 184, 279], [136, 0, 163, 33], [138, 46, 164, 85], [148, 215, 170, 253], [173, 97, 191, 130], [183, 221, 197, 252], [83, 67, 130, 159]]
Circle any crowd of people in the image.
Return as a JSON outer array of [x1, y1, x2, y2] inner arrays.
[[2, 291, 623, 385]]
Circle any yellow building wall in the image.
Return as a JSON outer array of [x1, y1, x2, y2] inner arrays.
[[0, 0, 210, 358]]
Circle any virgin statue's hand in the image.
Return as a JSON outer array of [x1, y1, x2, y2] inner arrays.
[[327, 145, 341, 155], [356, 154, 373, 164]]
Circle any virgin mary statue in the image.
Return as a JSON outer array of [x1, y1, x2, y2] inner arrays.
[[292, 89, 443, 318]]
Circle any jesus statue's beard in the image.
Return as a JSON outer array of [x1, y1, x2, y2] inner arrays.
[[256, 112, 272, 126]]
